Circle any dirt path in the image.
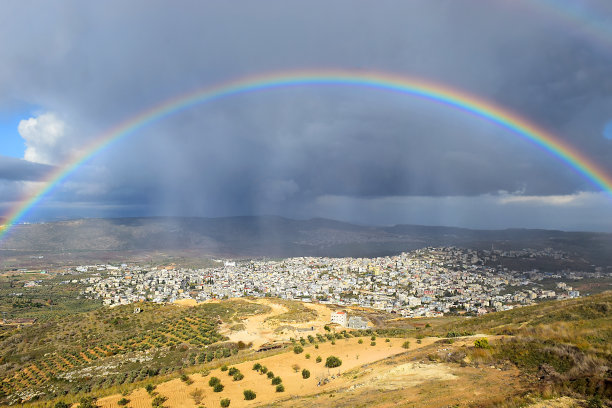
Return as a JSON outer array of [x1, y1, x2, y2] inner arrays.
[[223, 299, 289, 349]]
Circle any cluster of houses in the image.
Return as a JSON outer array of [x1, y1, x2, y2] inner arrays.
[[77, 247, 583, 316], [330, 311, 369, 329]]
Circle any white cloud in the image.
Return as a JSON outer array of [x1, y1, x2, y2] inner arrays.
[[18, 113, 66, 165]]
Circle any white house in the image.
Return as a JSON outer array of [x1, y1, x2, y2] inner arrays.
[[330, 311, 348, 327]]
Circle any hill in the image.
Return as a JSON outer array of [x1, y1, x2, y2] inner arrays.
[[2, 292, 611, 407], [2, 216, 612, 264]]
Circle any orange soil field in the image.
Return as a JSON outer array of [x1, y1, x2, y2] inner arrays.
[[98, 336, 436, 408]]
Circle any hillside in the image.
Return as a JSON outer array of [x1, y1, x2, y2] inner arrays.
[[2, 292, 610, 407], [2, 216, 612, 264]]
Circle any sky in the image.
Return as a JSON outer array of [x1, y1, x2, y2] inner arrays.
[[1, 0, 612, 232]]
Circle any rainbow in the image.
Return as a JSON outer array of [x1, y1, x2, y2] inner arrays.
[[527, 0, 612, 50], [1, 69, 612, 242]]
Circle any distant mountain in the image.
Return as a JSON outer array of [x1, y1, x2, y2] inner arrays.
[[2, 216, 612, 263]]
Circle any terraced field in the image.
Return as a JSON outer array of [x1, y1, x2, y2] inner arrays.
[[0, 300, 269, 404]]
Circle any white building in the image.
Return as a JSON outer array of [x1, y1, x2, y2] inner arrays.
[[330, 311, 348, 327]]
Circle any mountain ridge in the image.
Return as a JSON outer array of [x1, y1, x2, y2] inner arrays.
[[2, 216, 612, 263]]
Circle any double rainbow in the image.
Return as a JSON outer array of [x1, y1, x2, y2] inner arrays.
[[1, 70, 611, 242]]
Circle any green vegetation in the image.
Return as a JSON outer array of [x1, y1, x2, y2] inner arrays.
[[79, 396, 99, 408], [243, 389, 256, 400], [316, 356, 322, 363], [152, 395, 167, 408], [0, 298, 269, 404], [271, 376, 282, 385], [401, 340, 410, 349], [208, 376, 221, 387], [474, 338, 490, 349], [293, 345, 303, 354], [325, 356, 342, 368], [302, 369, 310, 379], [220, 398, 231, 407], [433, 292, 612, 403], [276, 384, 285, 392]]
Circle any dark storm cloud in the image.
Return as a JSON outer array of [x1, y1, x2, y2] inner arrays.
[[0, 155, 55, 181], [0, 0, 611, 228]]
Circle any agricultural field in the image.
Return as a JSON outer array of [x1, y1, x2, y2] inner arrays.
[[3, 292, 611, 407], [0, 299, 269, 404], [0, 271, 103, 321]]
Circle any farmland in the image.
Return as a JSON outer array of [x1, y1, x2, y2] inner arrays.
[[1, 291, 611, 407], [0, 299, 269, 404]]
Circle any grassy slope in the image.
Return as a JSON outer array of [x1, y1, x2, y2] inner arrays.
[[4, 292, 612, 406], [0, 300, 270, 404]]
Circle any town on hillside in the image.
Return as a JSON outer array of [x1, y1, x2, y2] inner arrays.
[[75, 247, 589, 317]]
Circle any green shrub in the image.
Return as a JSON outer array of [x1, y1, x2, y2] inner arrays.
[[118, 398, 130, 406], [293, 345, 304, 354], [402, 340, 410, 349], [302, 369, 310, 379], [305, 353, 310, 359], [276, 384, 285, 392], [54, 402, 69, 408], [370, 341, 376, 346], [243, 390, 256, 400], [220, 398, 231, 407], [316, 356, 322, 363], [213, 383, 224, 392], [209, 376, 221, 387], [271, 376, 282, 385], [220, 364, 228, 372], [267, 371, 274, 378], [151, 395, 167, 408], [474, 338, 490, 349], [358, 339, 363, 344], [79, 397, 99, 408], [325, 356, 342, 368], [233, 372, 244, 381], [252, 363, 261, 371]]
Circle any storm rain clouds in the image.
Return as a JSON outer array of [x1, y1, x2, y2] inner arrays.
[[1, 1, 612, 231]]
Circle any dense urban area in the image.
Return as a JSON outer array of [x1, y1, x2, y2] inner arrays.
[[61, 247, 595, 317]]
